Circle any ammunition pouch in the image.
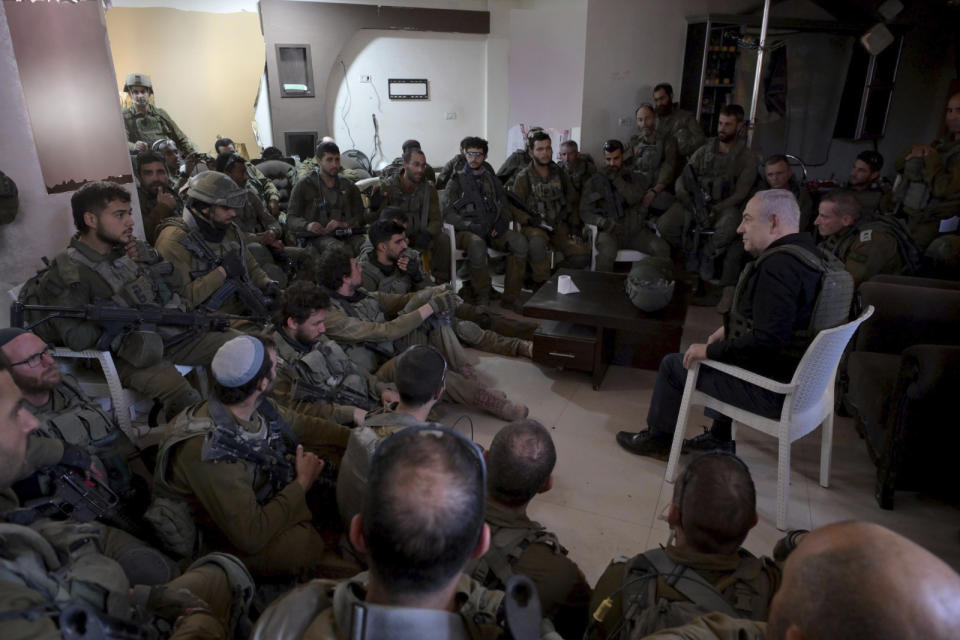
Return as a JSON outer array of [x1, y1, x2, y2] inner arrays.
[[116, 330, 165, 368], [143, 497, 197, 559]]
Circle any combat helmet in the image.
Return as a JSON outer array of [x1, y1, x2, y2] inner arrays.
[[625, 256, 675, 312], [123, 73, 153, 93], [187, 171, 248, 210]]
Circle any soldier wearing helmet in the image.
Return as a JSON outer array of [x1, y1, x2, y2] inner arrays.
[[121, 72, 197, 155], [154, 171, 279, 331]]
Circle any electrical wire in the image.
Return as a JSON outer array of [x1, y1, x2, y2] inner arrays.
[[339, 58, 357, 149], [451, 415, 475, 443]]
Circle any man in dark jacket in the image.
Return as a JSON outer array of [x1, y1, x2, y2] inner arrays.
[[617, 189, 821, 459]]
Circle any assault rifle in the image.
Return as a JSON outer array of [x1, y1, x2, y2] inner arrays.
[[10, 302, 240, 352], [681, 164, 713, 274], [292, 377, 379, 412], [294, 226, 368, 246], [504, 191, 553, 234], [202, 427, 296, 503], [180, 231, 274, 322]]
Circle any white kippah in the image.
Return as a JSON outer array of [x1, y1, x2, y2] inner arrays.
[[211, 336, 265, 387]]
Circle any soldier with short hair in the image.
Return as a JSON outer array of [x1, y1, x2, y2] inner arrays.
[[31, 181, 240, 421], [468, 419, 592, 639], [580, 139, 671, 273], [511, 131, 590, 284], [762, 154, 813, 231], [498, 126, 545, 186], [121, 73, 197, 155], [214, 137, 282, 216], [815, 189, 919, 288], [559, 140, 597, 198], [625, 103, 678, 216], [286, 141, 367, 257], [379, 139, 437, 184], [652, 83, 705, 161], [845, 150, 889, 217], [136, 150, 182, 245]]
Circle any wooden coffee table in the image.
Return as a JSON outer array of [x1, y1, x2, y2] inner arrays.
[[522, 269, 687, 389]]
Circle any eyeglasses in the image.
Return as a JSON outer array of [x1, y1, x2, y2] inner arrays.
[[10, 344, 56, 368], [464, 151, 485, 158]]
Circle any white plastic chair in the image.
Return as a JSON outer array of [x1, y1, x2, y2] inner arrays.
[[444, 222, 508, 292], [586, 224, 646, 271], [664, 306, 875, 530]]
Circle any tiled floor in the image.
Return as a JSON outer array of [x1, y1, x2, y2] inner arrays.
[[431, 303, 960, 585]]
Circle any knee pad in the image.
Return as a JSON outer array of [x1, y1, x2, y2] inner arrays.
[[114, 544, 181, 586], [454, 320, 484, 345], [189, 552, 256, 636]]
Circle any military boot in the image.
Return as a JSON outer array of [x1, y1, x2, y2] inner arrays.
[[500, 255, 528, 313], [471, 388, 529, 421], [470, 264, 493, 306]]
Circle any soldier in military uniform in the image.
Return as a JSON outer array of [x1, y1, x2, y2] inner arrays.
[[442, 137, 529, 310], [468, 419, 592, 640], [761, 154, 813, 231], [374, 147, 449, 281], [815, 190, 918, 288], [135, 150, 182, 244], [580, 139, 671, 273], [0, 363, 255, 640], [121, 73, 197, 155], [286, 141, 367, 257], [437, 136, 497, 191], [214, 137, 282, 216], [891, 91, 960, 251], [146, 334, 340, 579], [625, 103, 678, 217], [658, 105, 756, 286], [845, 150, 890, 217], [360, 220, 533, 359], [317, 248, 529, 421], [559, 140, 597, 198], [154, 171, 280, 331], [587, 453, 781, 640], [32, 181, 240, 421], [152, 138, 189, 191], [510, 131, 590, 283], [217, 152, 316, 287], [252, 425, 561, 640], [652, 83, 705, 161], [378, 139, 437, 184], [497, 126, 545, 186]]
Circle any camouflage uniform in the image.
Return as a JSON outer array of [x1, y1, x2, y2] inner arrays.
[[658, 138, 756, 277], [625, 131, 679, 196], [657, 106, 706, 160], [33, 237, 239, 419], [580, 166, 671, 272], [819, 215, 915, 288], [122, 104, 197, 154], [467, 501, 592, 639], [379, 157, 436, 184], [510, 161, 590, 281], [234, 189, 315, 287], [442, 165, 528, 302], [286, 170, 366, 256], [497, 148, 532, 186], [375, 170, 449, 279], [892, 138, 960, 251], [436, 154, 495, 191], [245, 160, 281, 209], [562, 153, 597, 198]]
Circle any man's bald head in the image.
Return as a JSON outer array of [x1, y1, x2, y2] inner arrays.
[[767, 522, 960, 640], [487, 419, 557, 507]]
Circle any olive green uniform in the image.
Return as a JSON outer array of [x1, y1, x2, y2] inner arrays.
[[625, 131, 679, 196], [287, 171, 366, 256], [580, 166, 671, 272], [0, 488, 241, 640], [641, 613, 766, 640], [820, 216, 909, 288], [510, 161, 591, 281], [470, 501, 591, 639], [562, 153, 597, 197], [154, 209, 273, 326], [436, 154, 496, 195], [375, 170, 449, 278], [252, 572, 512, 640], [245, 160, 281, 209], [657, 106, 706, 160], [152, 401, 333, 578], [893, 138, 960, 251], [34, 237, 240, 419], [845, 180, 889, 218], [442, 165, 528, 301], [122, 104, 197, 154], [235, 190, 316, 287], [497, 148, 532, 186], [587, 544, 780, 640], [658, 138, 756, 269], [137, 182, 183, 246], [379, 157, 436, 184]]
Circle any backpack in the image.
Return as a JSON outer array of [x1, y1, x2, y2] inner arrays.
[[465, 522, 565, 591], [617, 548, 774, 639], [15, 258, 63, 344]]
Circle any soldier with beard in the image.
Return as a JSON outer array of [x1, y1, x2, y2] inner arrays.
[[652, 83, 705, 162], [625, 103, 678, 217], [135, 150, 182, 245], [559, 140, 597, 198]]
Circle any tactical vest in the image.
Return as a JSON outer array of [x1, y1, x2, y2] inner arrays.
[[517, 164, 567, 225], [305, 172, 356, 225], [380, 173, 434, 235], [453, 169, 505, 225], [616, 548, 774, 639], [691, 139, 748, 203], [728, 244, 853, 360], [894, 141, 960, 216], [275, 334, 374, 409], [631, 135, 665, 185], [31, 377, 116, 448], [464, 519, 565, 591], [327, 290, 401, 371], [829, 215, 921, 275], [145, 400, 295, 558], [61, 243, 175, 309], [123, 106, 179, 147]]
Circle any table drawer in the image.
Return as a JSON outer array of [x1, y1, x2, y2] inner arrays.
[[533, 321, 596, 372]]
